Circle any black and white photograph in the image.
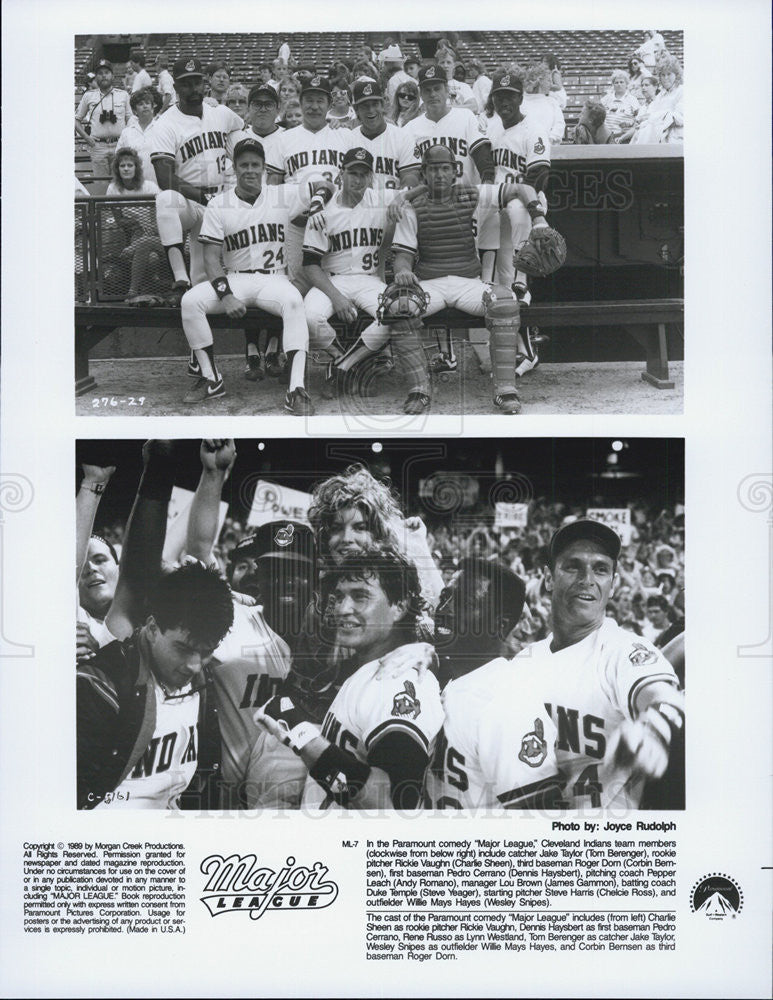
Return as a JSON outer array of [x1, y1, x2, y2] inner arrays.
[[76, 436, 685, 813], [74, 28, 684, 417]]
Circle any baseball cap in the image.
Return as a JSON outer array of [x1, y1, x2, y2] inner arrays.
[[301, 75, 332, 97], [352, 78, 383, 104], [172, 56, 204, 81], [229, 521, 315, 565], [418, 64, 447, 87], [548, 519, 622, 567], [342, 146, 374, 170], [490, 70, 524, 95], [248, 83, 279, 105], [95, 58, 114, 73], [232, 137, 266, 162]]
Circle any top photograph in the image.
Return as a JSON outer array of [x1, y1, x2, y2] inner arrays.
[[74, 29, 684, 419]]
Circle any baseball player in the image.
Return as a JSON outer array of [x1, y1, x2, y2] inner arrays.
[[255, 547, 443, 810], [349, 79, 415, 189], [179, 137, 333, 413], [302, 146, 416, 391], [75, 59, 131, 177], [389, 144, 551, 414], [518, 519, 684, 810], [150, 56, 244, 309], [485, 69, 552, 374], [264, 76, 354, 294]]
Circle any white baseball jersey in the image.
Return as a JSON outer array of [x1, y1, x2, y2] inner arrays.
[[96, 681, 199, 809], [265, 124, 353, 185], [150, 103, 244, 190], [234, 125, 285, 167], [209, 600, 292, 791], [351, 123, 415, 189], [425, 657, 562, 810], [400, 107, 489, 184], [199, 181, 315, 272], [519, 617, 679, 810], [302, 646, 444, 809], [303, 188, 399, 275], [488, 116, 551, 183]]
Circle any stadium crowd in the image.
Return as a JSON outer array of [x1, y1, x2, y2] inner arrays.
[[77, 441, 685, 813]]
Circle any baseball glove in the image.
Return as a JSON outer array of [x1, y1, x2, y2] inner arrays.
[[513, 226, 567, 278], [376, 281, 430, 325]]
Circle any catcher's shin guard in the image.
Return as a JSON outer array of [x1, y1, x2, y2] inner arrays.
[[483, 286, 520, 397], [390, 318, 430, 395]]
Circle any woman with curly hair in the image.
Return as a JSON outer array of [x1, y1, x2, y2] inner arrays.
[[543, 52, 567, 109], [106, 148, 170, 304], [600, 69, 641, 139], [391, 79, 421, 126], [642, 55, 683, 143], [627, 51, 648, 102]]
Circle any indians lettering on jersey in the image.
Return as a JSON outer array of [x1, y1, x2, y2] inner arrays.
[[328, 227, 383, 252], [129, 723, 198, 779], [286, 147, 347, 177], [223, 220, 286, 253], [151, 104, 243, 188], [321, 711, 359, 754], [413, 135, 469, 173], [179, 129, 228, 163]]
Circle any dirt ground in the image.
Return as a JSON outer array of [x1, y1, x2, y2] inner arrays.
[[77, 348, 683, 418]]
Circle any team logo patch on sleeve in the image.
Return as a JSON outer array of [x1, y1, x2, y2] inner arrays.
[[518, 718, 548, 768], [629, 642, 657, 666], [391, 680, 421, 719], [534, 137, 545, 155]]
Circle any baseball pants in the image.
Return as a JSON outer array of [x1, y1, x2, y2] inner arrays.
[[155, 190, 208, 284], [181, 273, 308, 352], [304, 274, 391, 352]]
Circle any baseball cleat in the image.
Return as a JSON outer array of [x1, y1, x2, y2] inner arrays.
[[515, 353, 540, 377], [183, 376, 225, 403], [166, 280, 192, 307], [284, 387, 315, 415], [187, 350, 201, 378], [322, 360, 343, 399], [403, 391, 431, 415], [244, 354, 266, 381], [493, 392, 522, 415], [429, 352, 458, 373], [266, 351, 288, 377]]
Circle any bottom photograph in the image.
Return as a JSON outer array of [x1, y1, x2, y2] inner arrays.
[[76, 437, 685, 814]]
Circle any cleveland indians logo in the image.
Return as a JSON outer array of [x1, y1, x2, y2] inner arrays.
[[355, 149, 367, 160], [628, 642, 656, 666], [363, 83, 373, 96], [391, 680, 421, 719], [534, 138, 545, 155], [424, 66, 436, 79], [274, 523, 295, 547], [518, 718, 548, 768], [185, 59, 197, 73], [501, 74, 510, 87], [311, 76, 321, 87]]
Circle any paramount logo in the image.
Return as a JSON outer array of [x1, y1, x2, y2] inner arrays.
[[199, 853, 339, 921]]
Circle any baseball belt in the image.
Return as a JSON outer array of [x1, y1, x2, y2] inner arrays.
[[93, 137, 119, 143]]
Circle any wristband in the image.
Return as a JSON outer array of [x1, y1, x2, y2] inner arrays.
[[287, 720, 321, 753], [81, 481, 106, 495], [211, 277, 232, 300], [526, 199, 546, 221], [307, 193, 327, 216], [309, 744, 371, 805]]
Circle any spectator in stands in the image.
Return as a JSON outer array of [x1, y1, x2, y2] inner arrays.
[[640, 56, 683, 143], [522, 61, 565, 143], [129, 50, 152, 93], [278, 77, 302, 120], [327, 81, 357, 127], [352, 58, 380, 82], [626, 52, 648, 102], [601, 70, 641, 140], [381, 45, 413, 106], [621, 75, 659, 144], [436, 50, 477, 111], [225, 83, 250, 119], [404, 56, 421, 81], [637, 29, 665, 71], [278, 40, 291, 65], [642, 595, 672, 643], [155, 54, 176, 112], [205, 61, 231, 106], [123, 65, 136, 93], [272, 58, 289, 84], [117, 86, 162, 181], [278, 99, 302, 129], [543, 52, 567, 109], [571, 98, 613, 144], [391, 80, 421, 126], [467, 58, 492, 114], [75, 58, 132, 177], [106, 148, 170, 306]]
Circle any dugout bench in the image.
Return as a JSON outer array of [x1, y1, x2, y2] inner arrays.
[[74, 299, 681, 396]]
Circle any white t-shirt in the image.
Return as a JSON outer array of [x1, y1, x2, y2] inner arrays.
[[515, 617, 679, 810], [302, 645, 444, 809], [131, 68, 153, 93], [425, 657, 561, 810], [303, 187, 399, 275], [116, 117, 158, 180], [199, 182, 315, 272], [521, 93, 566, 144], [77, 605, 116, 648], [400, 107, 488, 184], [150, 103, 244, 189]]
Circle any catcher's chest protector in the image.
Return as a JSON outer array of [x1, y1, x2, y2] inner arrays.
[[413, 189, 481, 281]]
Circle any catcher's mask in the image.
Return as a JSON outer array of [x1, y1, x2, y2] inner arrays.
[[376, 282, 430, 325]]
